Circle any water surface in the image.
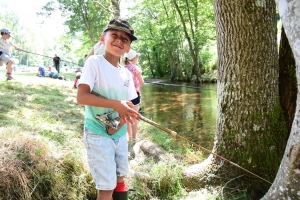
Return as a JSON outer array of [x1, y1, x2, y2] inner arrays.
[[140, 82, 217, 150]]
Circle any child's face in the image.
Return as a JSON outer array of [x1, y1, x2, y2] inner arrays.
[[1, 33, 10, 39], [101, 30, 131, 57]]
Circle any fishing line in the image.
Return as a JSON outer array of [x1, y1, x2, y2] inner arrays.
[[140, 116, 272, 184], [18, 50, 82, 67], [91, 91, 272, 184]]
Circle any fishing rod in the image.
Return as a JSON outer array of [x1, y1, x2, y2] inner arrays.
[[18, 50, 82, 67], [90, 91, 272, 185], [139, 116, 271, 184]]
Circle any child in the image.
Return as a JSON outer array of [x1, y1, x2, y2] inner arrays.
[[77, 18, 140, 200], [37, 66, 45, 77], [0, 28, 28, 80], [73, 71, 81, 89], [124, 49, 144, 141]]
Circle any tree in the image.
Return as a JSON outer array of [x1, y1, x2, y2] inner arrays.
[[128, 0, 215, 81], [262, 0, 300, 198], [41, 0, 110, 47], [182, 0, 289, 198]]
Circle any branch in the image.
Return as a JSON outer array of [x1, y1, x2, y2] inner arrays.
[[93, 1, 115, 14]]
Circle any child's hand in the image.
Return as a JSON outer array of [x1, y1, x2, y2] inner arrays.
[[114, 101, 141, 124]]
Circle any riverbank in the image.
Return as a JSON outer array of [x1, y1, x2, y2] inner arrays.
[[0, 74, 221, 199], [144, 70, 218, 83]]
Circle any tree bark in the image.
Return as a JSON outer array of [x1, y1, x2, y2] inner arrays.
[[262, 0, 300, 199], [183, 0, 288, 198]]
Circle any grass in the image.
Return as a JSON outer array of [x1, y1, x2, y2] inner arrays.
[[0, 70, 251, 200], [0, 72, 97, 200]]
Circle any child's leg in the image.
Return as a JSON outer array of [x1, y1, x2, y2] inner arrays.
[[6, 60, 13, 74], [127, 122, 133, 140], [112, 176, 128, 200], [96, 190, 113, 200], [83, 128, 121, 200], [131, 104, 140, 139]]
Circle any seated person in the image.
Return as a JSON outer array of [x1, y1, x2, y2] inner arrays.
[[37, 66, 45, 77]]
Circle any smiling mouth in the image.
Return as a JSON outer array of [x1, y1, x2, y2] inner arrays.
[[113, 44, 122, 49]]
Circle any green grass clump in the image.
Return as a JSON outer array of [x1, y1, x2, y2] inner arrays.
[[0, 77, 95, 200]]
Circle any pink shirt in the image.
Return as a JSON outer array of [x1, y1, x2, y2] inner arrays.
[[125, 64, 142, 93]]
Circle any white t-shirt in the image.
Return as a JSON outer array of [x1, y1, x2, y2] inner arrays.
[[0, 38, 14, 56], [79, 55, 137, 139]]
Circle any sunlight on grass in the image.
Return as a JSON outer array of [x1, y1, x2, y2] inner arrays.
[[0, 73, 223, 200]]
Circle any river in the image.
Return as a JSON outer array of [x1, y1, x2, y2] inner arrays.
[[140, 81, 217, 151]]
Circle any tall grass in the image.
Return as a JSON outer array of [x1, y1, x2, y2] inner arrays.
[[0, 75, 97, 200]]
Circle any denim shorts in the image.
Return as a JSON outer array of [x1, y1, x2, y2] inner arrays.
[[0, 52, 11, 65], [83, 127, 128, 190]]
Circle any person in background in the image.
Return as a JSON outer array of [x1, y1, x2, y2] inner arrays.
[[77, 18, 140, 200], [53, 54, 61, 73], [124, 49, 144, 142], [73, 71, 82, 89], [0, 28, 28, 80], [37, 66, 45, 77], [85, 38, 105, 62]]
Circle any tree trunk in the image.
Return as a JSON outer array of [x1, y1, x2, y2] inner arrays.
[[172, 0, 201, 82], [183, 0, 288, 198], [262, 0, 300, 198], [278, 26, 297, 133]]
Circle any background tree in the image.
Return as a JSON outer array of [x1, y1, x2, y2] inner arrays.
[[40, 0, 111, 55], [182, 0, 289, 198], [262, 0, 300, 198], [126, 0, 215, 81]]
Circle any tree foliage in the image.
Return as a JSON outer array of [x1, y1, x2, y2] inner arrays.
[[39, 0, 216, 81], [125, 0, 215, 81]]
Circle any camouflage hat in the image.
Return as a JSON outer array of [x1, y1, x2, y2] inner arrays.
[[103, 18, 137, 41]]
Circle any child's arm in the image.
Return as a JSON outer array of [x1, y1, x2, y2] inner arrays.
[[77, 83, 140, 124], [133, 65, 144, 86], [13, 44, 29, 53], [137, 73, 144, 86]]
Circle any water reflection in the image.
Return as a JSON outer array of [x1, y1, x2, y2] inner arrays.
[[140, 82, 217, 151]]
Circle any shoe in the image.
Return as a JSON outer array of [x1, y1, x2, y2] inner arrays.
[[6, 74, 14, 80]]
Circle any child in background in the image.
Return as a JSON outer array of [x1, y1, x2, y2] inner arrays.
[[37, 66, 45, 77], [124, 49, 144, 141], [73, 71, 81, 88], [0, 28, 28, 80], [85, 39, 105, 62], [77, 18, 140, 200]]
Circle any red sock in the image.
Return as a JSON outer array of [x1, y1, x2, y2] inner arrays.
[[114, 181, 128, 192]]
